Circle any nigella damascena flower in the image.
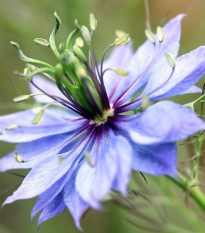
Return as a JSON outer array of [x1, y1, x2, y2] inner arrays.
[[1, 12, 205, 229]]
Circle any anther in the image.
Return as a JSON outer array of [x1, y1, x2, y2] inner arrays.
[[85, 151, 93, 166], [141, 95, 150, 110], [157, 26, 164, 42], [166, 53, 175, 68], [81, 26, 91, 45], [114, 33, 130, 46], [89, 13, 97, 31], [32, 110, 44, 125], [144, 29, 155, 43], [6, 124, 19, 130], [14, 153, 23, 163], [34, 38, 50, 47]]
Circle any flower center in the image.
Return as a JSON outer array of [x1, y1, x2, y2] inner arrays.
[[11, 12, 130, 121], [90, 107, 114, 125]]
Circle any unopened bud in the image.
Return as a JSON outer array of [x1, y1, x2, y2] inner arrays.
[[145, 29, 155, 43], [166, 53, 175, 68], [89, 13, 97, 31], [114, 33, 130, 46], [157, 26, 164, 42]]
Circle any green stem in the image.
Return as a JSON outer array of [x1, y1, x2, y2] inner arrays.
[[168, 173, 205, 211]]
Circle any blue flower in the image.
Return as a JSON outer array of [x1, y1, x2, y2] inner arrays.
[[1, 14, 205, 229]]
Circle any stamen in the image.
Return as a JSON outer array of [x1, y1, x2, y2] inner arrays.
[[34, 38, 50, 47], [114, 34, 130, 46], [13, 93, 45, 103], [5, 124, 19, 130], [85, 151, 93, 166], [14, 153, 23, 163], [157, 26, 164, 43], [144, 29, 155, 43], [32, 110, 44, 125], [113, 42, 162, 107], [81, 26, 91, 45], [89, 13, 97, 32], [166, 53, 175, 68], [115, 62, 175, 113], [19, 123, 92, 163]]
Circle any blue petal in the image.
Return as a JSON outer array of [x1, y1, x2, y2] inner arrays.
[[3, 131, 93, 204], [76, 131, 132, 208], [142, 46, 205, 101], [0, 134, 70, 172], [119, 101, 205, 144], [181, 85, 202, 95], [0, 108, 88, 143], [31, 172, 70, 221], [103, 42, 133, 101], [64, 172, 89, 230], [29, 75, 65, 103], [114, 14, 185, 107], [131, 142, 177, 176], [37, 192, 66, 227]]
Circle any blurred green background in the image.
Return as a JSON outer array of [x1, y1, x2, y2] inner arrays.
[[0, 0, 205, 232]]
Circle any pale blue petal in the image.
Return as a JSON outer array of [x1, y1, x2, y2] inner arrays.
[[103, 42, 133, 101], [31, 172, 70, 221], [64, 172, 89, 230], [3, 131, 93, 204], [181, 85, 202, 95], [142, 46, 205, 101], [37, 192, 66, 227], [29, 75, 65, 103], [131, 142, 177, 176], [0, 134, 70, 172], [0, 108, 88, 143], [114, 14, 185, 107], [76, 131, 132, 208], [118, 101, 205, 144]]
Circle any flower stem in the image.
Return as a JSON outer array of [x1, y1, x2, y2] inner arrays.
[[168, 173, 205, 211]]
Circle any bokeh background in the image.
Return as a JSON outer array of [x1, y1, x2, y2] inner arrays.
[[0, 0, 205, 232]]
